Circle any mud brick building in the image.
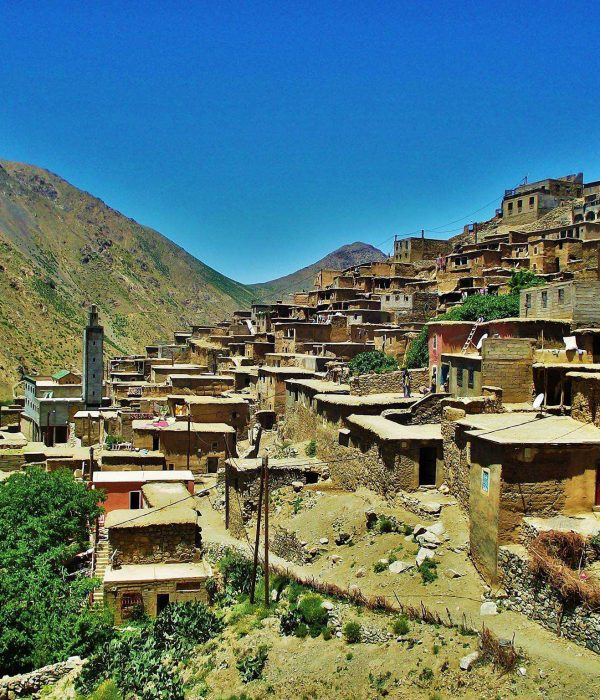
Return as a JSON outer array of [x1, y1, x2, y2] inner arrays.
[[520, 279, 600, 325]]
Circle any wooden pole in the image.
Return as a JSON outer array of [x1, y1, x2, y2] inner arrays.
[[264, 454, 270, 608], [250, 462, 265, 604]]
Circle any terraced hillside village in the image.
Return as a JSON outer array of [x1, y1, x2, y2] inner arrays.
[[1, 169, 600, 700]]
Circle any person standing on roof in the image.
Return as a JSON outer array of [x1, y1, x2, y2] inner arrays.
[[402, 368, 411, 398]]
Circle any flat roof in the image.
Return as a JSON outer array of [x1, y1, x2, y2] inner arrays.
[[285, 378, 350, 393], [533, 362, 600, 370], [457, 413, 600, 445], [258, 367, 316, 375], [314, 393, 415, 407], [168, 395, 247, 404], [346, 415, 442, 442], [225, 456, 324, 472], [142, 481, 192, 508], [105, 502, 197, 528], [104, 561, 212, 584], [132, 420, 235, 433], [152, 364, 207, 370], [167, 373, 233, 380], [441, 352, 482, 361], [93, 470, 193, 484]]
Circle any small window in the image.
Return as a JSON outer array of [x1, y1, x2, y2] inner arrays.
[[529, 196, 534, 208], [508, 202, 513, 213], [481, 468, 490, 494], [541, 290, 548, 308], [525, 293, 532, 309], [457, 368, 463, 388], [517, 199, 523, 210], [534, 247, 538, 255], [558, 288, 565, 305], [468, 368, 474, 389], [129, 491, 141, 509]]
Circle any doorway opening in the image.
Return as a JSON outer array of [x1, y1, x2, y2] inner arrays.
[[419, 446, 437, 486], [156, 593, 170, 614], [207, 457, 219, 473]]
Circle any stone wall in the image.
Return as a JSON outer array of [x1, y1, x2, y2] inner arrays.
[[0, 657, 83, 699], [110, 524, 198, 565], [441, 409, 470, 511], [283, 394, 318, 443], [481, 338, 534, 403], [498, 544, 600, 654], [349, 368, 429, 396], [571, 374, 600, 427]]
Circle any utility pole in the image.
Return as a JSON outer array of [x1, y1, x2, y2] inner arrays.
[[250, 458, 266, 604], [186, 403, 191, 469], [263, 454, 270, 608]]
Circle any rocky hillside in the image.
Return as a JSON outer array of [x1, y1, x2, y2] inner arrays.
[[250, 241, 386, 302], [0, 161, 254, 396]]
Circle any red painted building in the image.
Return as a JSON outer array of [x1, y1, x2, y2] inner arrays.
[[92, 470, 195, 513]]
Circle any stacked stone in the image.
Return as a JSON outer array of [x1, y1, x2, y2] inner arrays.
[[0, 657, 82, 700]]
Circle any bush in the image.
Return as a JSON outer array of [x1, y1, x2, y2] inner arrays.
[[418, 559, 438, 584], [219, 549, 259, 597], [348, 351, 398, 376], [294, 623, 309, 638], [297, 594, 329, 633], [305, 439, 317, 457], [343, 621, 361, 644], [86, 679, 123, 700], [392, 615, 410, 635], [508, 270, 545, 294], [236, 645, 269, 683], [377, 516, 394, 533], [373, 561, 388, 573], [322, 626, 333, 640], [151, 601, 223, 653], [419, 667, 434, 682]]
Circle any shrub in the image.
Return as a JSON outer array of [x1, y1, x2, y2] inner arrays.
[[377, 517, 394, 533], [508, 270, 545, 294], [418, 559, 438, 584], [236, 645, 269, 683], [373, 561, 388, 573], [294, 623, 309, 638], [392, 615, 410, 635], [348, 351, 398, 376], [480, 625, 519, 672], [151, 601, 223, 653], [343, 621, 361, 644], [297, 593, 329, 636], [419, 667, 434, 682], [322, 627, 333, 640], [279, 609, 301, 636], [87, 679, 123, 700], [305, 439, 317, 457], [219, 549, 259, 597]]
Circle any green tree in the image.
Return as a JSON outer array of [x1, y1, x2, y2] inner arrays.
[[348, 351, 399, 376], [405, 292, 521, 369], [508, 269, 545, 294], [0, 468, 111, 674]]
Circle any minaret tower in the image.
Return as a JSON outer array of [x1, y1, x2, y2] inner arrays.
[[82, 304, 104, 409]]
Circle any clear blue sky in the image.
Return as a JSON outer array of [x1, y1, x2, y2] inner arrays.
[[2, 1, 599, 283]]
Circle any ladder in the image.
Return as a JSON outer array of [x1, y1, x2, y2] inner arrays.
[[461, 318, 483, 354]]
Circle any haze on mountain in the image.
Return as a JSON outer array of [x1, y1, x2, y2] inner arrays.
[[0, 161, 384, 396]]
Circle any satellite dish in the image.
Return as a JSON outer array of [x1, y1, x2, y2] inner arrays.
[[533, 393, 545, 410], [476, 333, 488, 351]]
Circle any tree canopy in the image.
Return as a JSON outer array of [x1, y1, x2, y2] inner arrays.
[[348, 350, 399, 376], [0, 468, 111, 674]]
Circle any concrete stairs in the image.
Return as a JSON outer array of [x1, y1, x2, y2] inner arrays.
[[92, 528, 110, 605]]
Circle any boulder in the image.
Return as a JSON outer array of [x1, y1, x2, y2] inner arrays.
[[321, 601, 334, 611], [355, 567, 367, 578], [421, 502, 442, 516], [427, 522, 446, 537], [335, 532, 352, 546], [480, 601, 498, 616], [413, 524, 428, 536], [416, 548, 436, 567], [460, 651, 480, 671], [389, 560, 414, 574], [417, 531, 441, 546], [292, 481, 304, 492], [319, 537, 329, 545], [445, 568, 465, 579]]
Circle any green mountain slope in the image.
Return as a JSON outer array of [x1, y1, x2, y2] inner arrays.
[[0, 160, 254, 396], [249, 241, 386, 302]]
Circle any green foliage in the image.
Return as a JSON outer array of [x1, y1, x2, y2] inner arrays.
[[0, 468, 111, 675], [85, 679, 123, 700], [508, 270, 545, 294], [297, 594, 329, 636], [348, 351, 399, 376], [236, 645, 269, 682], [369, 671, 391, 693], [392, 615, 410, 635], [405, 292, 521, 368], [104, 434, 124, 447], [419, 667, 434, 682], [418, 559, 438, 584], [292, 496, 303, 514], [78, 602, 223, 699], [305, 439, 317, 457], [373, 560, 388, 573], [219, 549, 259, 597], [343, 621, 361, 643], [151, 601, 222, 654], [377, 516, 394, 533]]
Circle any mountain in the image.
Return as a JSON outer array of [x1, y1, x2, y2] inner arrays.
[[249, 241, 386, 302], [0, 160, 254, 396]]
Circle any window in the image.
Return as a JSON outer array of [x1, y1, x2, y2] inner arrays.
[[432, 335, 437, 350], [508, 202, 513, 214], [517, 199, 523, 210], [529, 196, 534, 208], [541, 290, 548, 308], [525, 293, 531, 309], [481, 468, 490, 494], [468, 368, 474, 389], [534, 247, 538, 255], [457, 368, 463, 388], [558, 288, 565, 305], [129, 491, 141, 509]]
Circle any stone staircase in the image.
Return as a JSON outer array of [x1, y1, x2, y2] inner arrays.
[[92, 528, 110, 605]]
